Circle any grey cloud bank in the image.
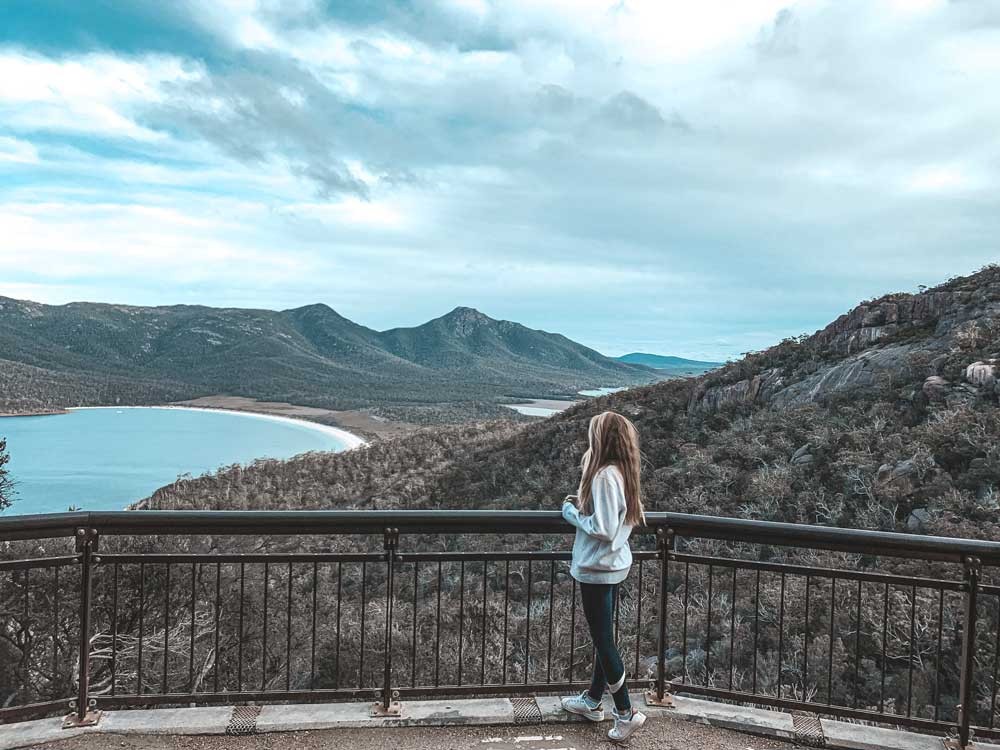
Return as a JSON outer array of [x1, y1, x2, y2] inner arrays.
[[0, 0, 998, 360]]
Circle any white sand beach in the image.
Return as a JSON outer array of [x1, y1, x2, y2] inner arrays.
[[68, 405, 367, 450]]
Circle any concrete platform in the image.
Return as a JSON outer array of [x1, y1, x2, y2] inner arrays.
[[98, 706, 233, 735], [0, 693, 971, 750], [820, 719, 948, 750], [0, 718, 83, 750], [255, 697, 514, 731]]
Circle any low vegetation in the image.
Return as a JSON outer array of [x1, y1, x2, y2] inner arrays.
[[0, 438, 11, 512]]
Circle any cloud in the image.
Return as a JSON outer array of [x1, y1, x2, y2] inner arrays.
[[0, 198, 308, 283], [142, 55, 377, 197], [0, 50, 198, 140], [1, 0, 1000, 360], [755, 7, 799, 58], [596, 91, 666, 132], [0, 135, 38, 164]]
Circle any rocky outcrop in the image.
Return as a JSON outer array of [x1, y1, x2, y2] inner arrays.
[[811, 276, 1000, 356], [688, 368, 784, 411], [688, 267, 1000, 414], [810, 293, 951, 355], [770, 344, 918, 408]]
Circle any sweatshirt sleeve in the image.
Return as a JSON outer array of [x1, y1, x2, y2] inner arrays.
[[561, 469, 624, 542]]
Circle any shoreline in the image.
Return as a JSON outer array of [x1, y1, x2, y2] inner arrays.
[[64, 405, 368, 451], [504, 397, 579, 418], [0, 409, 69, 417]]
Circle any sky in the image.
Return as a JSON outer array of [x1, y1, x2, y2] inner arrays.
[[1, 1, 998, 361]]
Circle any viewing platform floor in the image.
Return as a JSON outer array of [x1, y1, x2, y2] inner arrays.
[[2, 692, 993, 750]]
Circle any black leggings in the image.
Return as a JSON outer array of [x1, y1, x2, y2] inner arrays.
[[580, 582, 631, 713]]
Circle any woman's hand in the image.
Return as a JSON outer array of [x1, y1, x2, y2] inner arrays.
[[561, 494, 579, 525]]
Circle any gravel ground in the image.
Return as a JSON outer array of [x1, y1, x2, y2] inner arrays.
[[38, 716, 798, 750]]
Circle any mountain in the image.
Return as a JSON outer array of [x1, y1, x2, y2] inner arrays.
[[143, 265, 1000, 548], [0, 298, 656, 414], [616, 352, 722, 375], [381, 307, 640, 376]]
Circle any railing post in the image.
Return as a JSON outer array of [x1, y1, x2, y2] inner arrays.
[[647, 526, 675, 707], [65, 527, 101, 728], [952, 556, 981, 749], [372, 527, 402, 717]]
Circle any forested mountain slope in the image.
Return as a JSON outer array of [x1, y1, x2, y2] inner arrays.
[[143, 266, 1000, 545], [0, 299, 654, 413]]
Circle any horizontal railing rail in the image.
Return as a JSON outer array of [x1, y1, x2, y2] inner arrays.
[[6, 509, 1000, 564], [0, 510, 1000, 566], [2, 509, 1000, 747]]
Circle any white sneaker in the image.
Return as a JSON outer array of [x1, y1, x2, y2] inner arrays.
[[608, 708, 646, 743], [560, 692, 605, 722]]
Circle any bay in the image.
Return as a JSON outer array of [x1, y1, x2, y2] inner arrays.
[[0, 407, 361, 514]]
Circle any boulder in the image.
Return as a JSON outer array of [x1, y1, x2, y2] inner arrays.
[[875, 458, 920, 495], [790, 444, 814, 466], [906, 508, 931, 532], [922, 375, 950, 402], [965, 360, 997, 389]]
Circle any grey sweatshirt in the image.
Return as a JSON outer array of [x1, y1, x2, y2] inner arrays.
[[561, 464, 634, 584]]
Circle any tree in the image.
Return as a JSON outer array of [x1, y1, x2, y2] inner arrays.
[[0, 438, 13, 511]]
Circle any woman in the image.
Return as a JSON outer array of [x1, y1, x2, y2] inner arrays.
[[560, 410, 647, 742]]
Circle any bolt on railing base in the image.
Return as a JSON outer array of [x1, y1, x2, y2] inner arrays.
[[62, 710, 101, 729], [370, 701, 403, 718], [644, 690, 675, 708]]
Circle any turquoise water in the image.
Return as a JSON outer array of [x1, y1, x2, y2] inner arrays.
[[507, 404, 561, 417], [0, 408, 354, 515], [505, 387, 630, 418], [577, 387, 627, 397]]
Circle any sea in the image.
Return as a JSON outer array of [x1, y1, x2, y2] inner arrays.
[[0, 407, 358, 515]]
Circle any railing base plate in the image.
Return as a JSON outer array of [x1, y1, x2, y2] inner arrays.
[[644, 690, 675, 708], [370, 701, 403, 718], [63, 710, 101, 728]]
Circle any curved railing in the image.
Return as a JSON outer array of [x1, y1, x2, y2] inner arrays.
[[2, 509, 1000, 748]]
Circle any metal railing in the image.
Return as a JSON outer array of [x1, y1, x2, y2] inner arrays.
[[3, 510, 1000, 747]]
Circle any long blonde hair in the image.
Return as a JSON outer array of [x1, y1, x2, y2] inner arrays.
[[576, 411, 645, 526]]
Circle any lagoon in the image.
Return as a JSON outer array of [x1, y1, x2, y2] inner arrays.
[[0, 407, 361, 515], [577, 387, 627, 397], [504, 387, 631, 418]]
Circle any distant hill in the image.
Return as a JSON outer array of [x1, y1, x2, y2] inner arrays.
[[0, 298, 655, 414], [616, 352, 722, 375]]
